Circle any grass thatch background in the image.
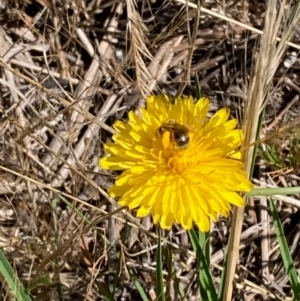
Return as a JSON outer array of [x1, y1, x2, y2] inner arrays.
[[0, 0, 300, 300]]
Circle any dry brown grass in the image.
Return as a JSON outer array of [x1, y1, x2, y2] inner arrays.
[[0, 0, 300, 300]]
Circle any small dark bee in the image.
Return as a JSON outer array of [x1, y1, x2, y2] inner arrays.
[[156, 120, 190, 150]]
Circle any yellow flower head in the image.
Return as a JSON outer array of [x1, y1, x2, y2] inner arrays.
[[100, 95, 252, 231]]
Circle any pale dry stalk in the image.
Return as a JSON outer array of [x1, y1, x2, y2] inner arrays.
[[223, 1, 300, 300]]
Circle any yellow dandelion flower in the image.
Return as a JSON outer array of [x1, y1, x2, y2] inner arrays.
[[100, 95, 252, 232]]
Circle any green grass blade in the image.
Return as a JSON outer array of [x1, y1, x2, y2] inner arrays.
[[286, 0, 300, 27], [156, 230, 165, 301], [0, 248, 33, 301], [199, 230, 211, 301], [195, 73, 202, 100], [270, 198, 300, 300], [247, 186, 300, 197], [128, 268, 149, 301], [189, 229, 217, 301], [198, 230, 210, 265], [111, 253, 122, 300]]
